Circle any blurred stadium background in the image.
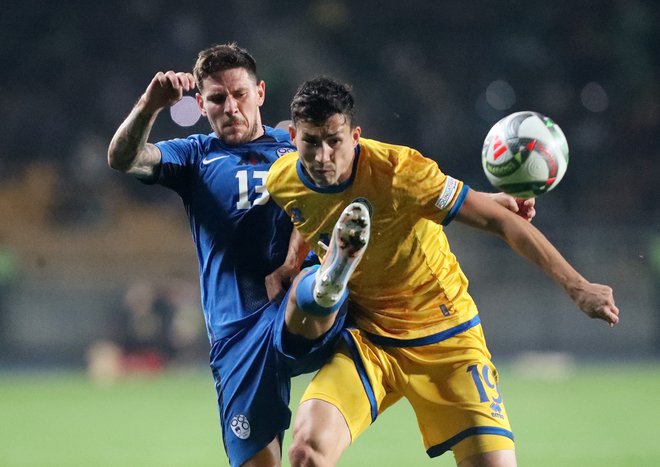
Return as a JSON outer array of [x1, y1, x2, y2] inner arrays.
[[0, 0, 658, 465]]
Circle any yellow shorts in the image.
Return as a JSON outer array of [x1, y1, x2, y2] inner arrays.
[[300, 320, 514, 463]]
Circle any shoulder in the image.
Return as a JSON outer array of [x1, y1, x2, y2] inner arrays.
[[157, 133, 215, 152], [269, 152, 298, 179], [362, 138, 447, 205], [360, 137, 432, 174], [264, 125, 292, 144], [266, 152, 300, 198], [155, 133, 213, 165], [271, 151, 298, 168]]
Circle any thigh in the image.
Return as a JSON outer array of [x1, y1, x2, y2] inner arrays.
[[273, 286, 349, 377], [458, 449, 517, 467], [403, 325, 515, 463], [290, 398, 352, 465], [300, 329, 402, 443], [210, 305, 291, 467]]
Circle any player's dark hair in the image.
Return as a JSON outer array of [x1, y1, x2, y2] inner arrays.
[[193, 43, 257, 91], [290, 76, 357, 128]]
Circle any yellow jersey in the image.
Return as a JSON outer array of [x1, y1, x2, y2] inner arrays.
[[267, 137, 479, 340]]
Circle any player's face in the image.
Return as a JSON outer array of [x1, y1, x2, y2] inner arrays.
[[196, 68, 265, 145], [291, 113, 361, 187]]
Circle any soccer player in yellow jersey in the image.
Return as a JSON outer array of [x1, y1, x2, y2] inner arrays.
[[266, 77, 619, 467]]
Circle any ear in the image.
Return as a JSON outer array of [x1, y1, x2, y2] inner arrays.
[[196, 93, 207, 116], [257, 80, 266, 106], [352, 126, 361, 146], [288, 124, 297, 146]]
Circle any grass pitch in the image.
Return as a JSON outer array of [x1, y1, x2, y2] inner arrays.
[[0, 362, 658, 466]]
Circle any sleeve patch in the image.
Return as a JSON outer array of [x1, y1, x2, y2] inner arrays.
[[435, 176, 459, 210]]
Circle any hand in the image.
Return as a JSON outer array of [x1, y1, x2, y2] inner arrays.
[[142, 71, 196, 113], [569, 281, 620, 327], [486, 192, 536, 222], [265, 264, 298, 302], [514, 198, 536, 222]]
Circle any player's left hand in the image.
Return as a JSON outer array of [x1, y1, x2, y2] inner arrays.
[[486, 192, 536, 222], [569, 281, 620, 327]]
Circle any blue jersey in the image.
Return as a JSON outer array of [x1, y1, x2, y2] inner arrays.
[[154, 126, 296, 343]]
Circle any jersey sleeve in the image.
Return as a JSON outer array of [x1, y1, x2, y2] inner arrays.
[[154, 136, 201, 197], [392, 147, 469, 226]]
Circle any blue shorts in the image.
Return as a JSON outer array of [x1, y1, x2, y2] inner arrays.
[[210, 290, 347, 467]]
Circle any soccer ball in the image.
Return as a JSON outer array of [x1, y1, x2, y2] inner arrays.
[[481, 111, 569, 198]]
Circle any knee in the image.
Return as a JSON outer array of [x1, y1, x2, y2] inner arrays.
[[288, 399, 350, 466], [288, 436, 321, 467]]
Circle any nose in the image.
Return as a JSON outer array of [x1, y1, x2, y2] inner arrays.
[[315, 142, 332, 164], [223, 95, 238, 115]]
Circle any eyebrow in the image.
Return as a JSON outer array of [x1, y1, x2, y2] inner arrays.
[[206, 86, 249, 99], [301, 134, 321, 141], [302, 129, 341, 139]]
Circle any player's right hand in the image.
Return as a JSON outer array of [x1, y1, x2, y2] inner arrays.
[[142, 71, 196, 112]]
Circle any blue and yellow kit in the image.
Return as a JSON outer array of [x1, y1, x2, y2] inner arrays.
[[267, 137, 515, 461]]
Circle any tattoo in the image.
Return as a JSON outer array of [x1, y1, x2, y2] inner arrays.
[[109, 103, 160, 178]]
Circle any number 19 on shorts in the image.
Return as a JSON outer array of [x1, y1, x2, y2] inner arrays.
[[468, 364, 506, 420]]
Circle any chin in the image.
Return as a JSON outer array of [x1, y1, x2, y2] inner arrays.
[[222, 131, 248, 145], [315, 177, 335, 187]]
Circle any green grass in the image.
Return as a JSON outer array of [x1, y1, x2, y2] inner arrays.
[[1, 363, 659, 466]]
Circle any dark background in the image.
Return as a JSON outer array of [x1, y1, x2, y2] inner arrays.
[[0, 0, 658, 367]]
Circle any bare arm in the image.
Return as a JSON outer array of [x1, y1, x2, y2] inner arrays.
[[456, 190, 619, 326], [265, 228, 312, 301], [107, 71, 196, 179]]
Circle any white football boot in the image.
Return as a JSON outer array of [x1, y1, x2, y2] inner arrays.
[[313, 201, 371, 308]]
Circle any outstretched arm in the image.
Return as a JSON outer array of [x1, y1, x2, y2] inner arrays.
[[108, 71, 196, 179], [456, 190, 619, 326]]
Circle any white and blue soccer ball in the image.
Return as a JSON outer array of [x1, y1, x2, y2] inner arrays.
[[481, 111, 569, 198]]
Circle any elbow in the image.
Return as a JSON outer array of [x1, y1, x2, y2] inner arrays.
[[107, 146, 131, 172], [107, 142, 120, 170], [107, 152, 120, 171]]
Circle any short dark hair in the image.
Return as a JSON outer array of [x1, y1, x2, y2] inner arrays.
[[290, 76, 356, 127], [193, 43, 257, 91]]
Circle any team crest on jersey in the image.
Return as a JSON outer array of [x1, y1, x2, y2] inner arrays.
[[230, 414, 251, 439], [291, 208, 304, 223], [276, 147, 295, 157]]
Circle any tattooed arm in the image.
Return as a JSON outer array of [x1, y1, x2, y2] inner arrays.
[[108, 71, 196, 179]]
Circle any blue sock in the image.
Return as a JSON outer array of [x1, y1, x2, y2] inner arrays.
[[295, 265, 348, 316]]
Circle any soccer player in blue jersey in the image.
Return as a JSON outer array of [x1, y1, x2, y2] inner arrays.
[[107, 43, 349, 467]]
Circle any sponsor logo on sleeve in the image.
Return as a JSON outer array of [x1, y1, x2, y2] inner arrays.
[[435, 176, 459, 210]]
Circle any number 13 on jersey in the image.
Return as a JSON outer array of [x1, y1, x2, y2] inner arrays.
[[236, 170, 269, 210]]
